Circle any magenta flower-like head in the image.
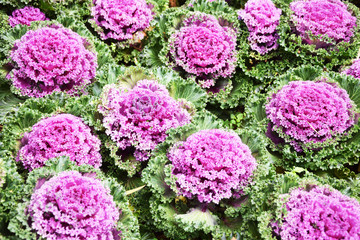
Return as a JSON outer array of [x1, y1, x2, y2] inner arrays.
[[266, 80, 355, 151], [290, 0, 357, 45], [238, 0, 282, 55], [99, 80, 191, 162], [91, 0, 154, 41], [8, 6, 49, 27], [27, 171, 120, 239], [9, 25, 97, 98], [169, 13, 237, 88], [17, 114, 102, 171], [280, 186, 360, 239], [343, 59, 360, 80], [168, 129, 257, 204]]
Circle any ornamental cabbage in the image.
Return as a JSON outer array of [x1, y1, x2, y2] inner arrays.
[[168, 129, 257, 204], [9, 25, 97, 98], [266, 80, 355, 151], [290, 0, 357, 45], [99, 80, 191, 162], [17, 114, 102, 171], [238, 0, 281, 55], [8, 6, 48, 27], [27, 171, 120, 239], [169, 13, 237, 88], [280, 186, 360, 239], [91, 0, 154, 41], [343, 59, 360, 80]]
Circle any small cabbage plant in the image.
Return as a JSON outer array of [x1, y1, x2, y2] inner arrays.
[[246, 65, 360, 171], [91, 0, 154, 42], [142, 113, 264, 239], [279, 185, 360, 239], [169, 13, 237, 88], [8, 25, 97, 98], [168, 129, 257, 204], [8, 6, 48, 27], [27, 171, 120, 239], [99, 79, 191, 162], [97, 66, 208, 176], [342, 59, 360, 80], [241, 169, 360, 240], [90, 0, 168, 63], [236, 0, 303, 82], [141, 0, 252, 108], [17, 114, 102, 171], [8, 157, 140, 239], [278, 0, 360, 70], [290, 0, 356, 46], [238, 0, 281, 55], [266, 80, 355, 152]]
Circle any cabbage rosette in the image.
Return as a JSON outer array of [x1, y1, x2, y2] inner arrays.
[[16, 113, 102, 171], [241, 168, 360, 239], [141, 0, 252, 108], [0, 0, 93, 20], [90, 0, 168, 63], [98, 66, 207, 176], [0, 92, 103, 174], [142, 113, 272, 239], [277, 0, 360, 71], [8, 6, 48, 27], [7, 24, 97, 98], [237, 0, 302, 82], [7, 157, 140, 240], [0, 16, 115, 120], [245, 65, 360, 171], [342, 58, 360, 80]]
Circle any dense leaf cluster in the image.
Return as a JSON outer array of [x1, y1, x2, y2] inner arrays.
[[0, 0, 360, 239]]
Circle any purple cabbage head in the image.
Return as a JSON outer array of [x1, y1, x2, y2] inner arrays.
[[99, 80, 191, 162], [169, 13, 237, 88], [280, 186, 360, 239], [8, 6, 49, 27], [9, 25, 97, 98], [290, 0, 357, 45], [17, 114, 102, 171], [27, 171, 120, 239], [91, 0, 154, 41], [168, 129, 257, 204], [343, 59, 360, 80], [266, 80, 355, 151], [238, 0, 282, 55]]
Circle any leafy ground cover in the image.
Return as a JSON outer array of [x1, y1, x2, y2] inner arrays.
[[0, 0, 360, 239]]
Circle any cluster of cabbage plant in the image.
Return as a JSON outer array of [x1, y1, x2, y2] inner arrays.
[[0, 0, 360, 239]]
